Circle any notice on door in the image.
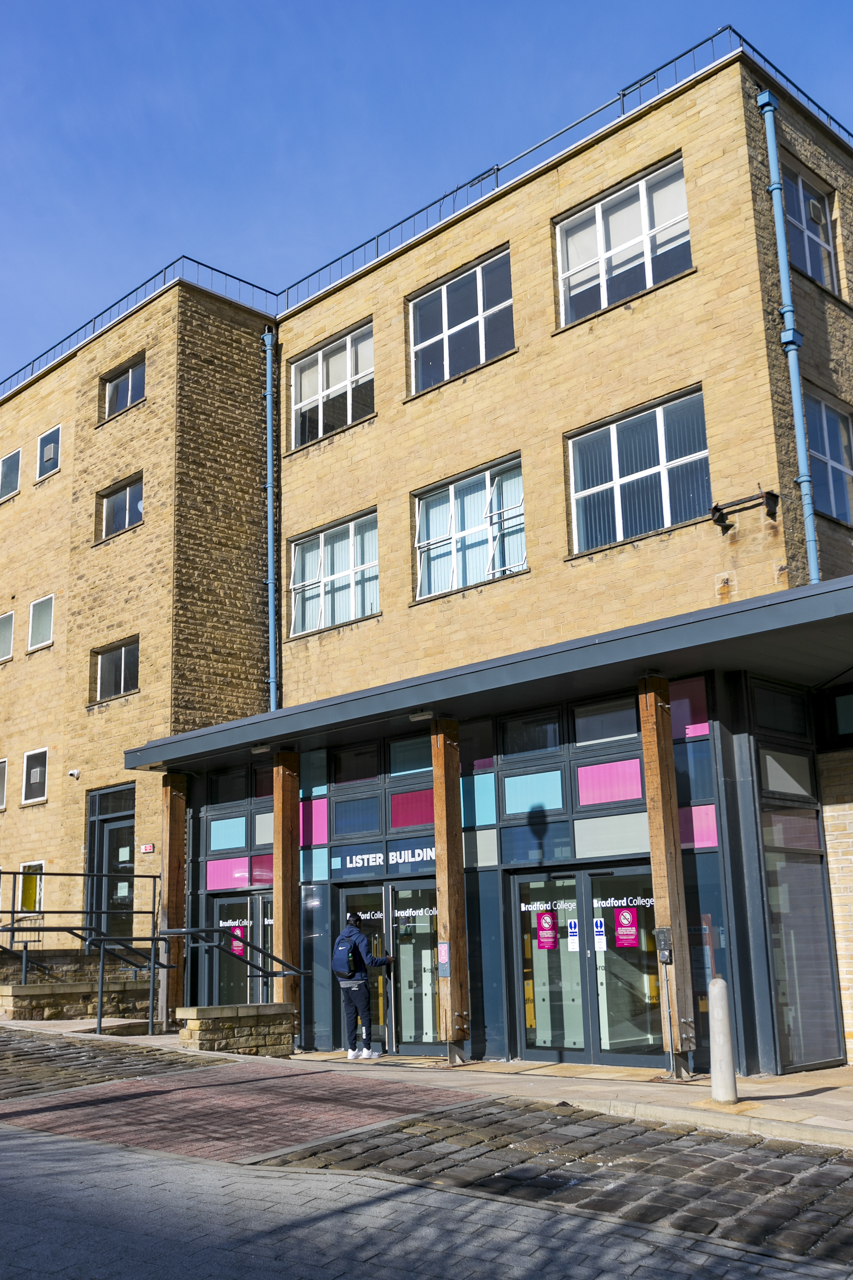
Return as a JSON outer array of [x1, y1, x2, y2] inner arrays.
[[567, 919, 579, 952], [593, 917, 607, 951], [537, 912, 558, 950], [615, 907, 638, 948]]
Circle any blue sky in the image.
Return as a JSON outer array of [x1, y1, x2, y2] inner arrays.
[[1, 1, 852, 378]]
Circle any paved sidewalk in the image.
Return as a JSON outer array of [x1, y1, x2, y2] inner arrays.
[[1, 1124, 850, 1280]]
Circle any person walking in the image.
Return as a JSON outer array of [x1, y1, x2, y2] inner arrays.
[[332, 912, 393, 1060]]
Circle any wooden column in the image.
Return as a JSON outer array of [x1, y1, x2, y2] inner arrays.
[[161, 774, 187, 1026], [431, 719, 469, 1061], [273, 751, 300, 1006], [638, 676, 696, 1068]]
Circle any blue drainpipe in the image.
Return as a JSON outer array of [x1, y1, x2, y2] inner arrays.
[[758, 90, 820, 585], [262, 326, 279, 711]]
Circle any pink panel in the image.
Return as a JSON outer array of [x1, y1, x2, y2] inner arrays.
[[206, 857, 249, 891], [251, 854, 274, 886], [300, 798, 328, 846], [679, 805, 718, 849], [670, 677, 709, 740], [577, 759, 642, 806], [391, 788, 435, 829]]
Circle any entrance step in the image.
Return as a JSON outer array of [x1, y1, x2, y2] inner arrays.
[[75, 1019, 156, 1037]]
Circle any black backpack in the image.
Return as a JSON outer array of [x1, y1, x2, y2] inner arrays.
[[332, 933, 359, 978]]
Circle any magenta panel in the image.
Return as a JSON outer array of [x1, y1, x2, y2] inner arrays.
[[577, 759, 642, 806], [206, 857, 249, 891], [300, 798, 328, 846], [251, 854, 274, 886], [678, 805, 718, 849], [670, 676, 709, 740], [391, 788, 434, 829]]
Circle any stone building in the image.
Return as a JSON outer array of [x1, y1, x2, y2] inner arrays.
[[4, 30, 853, 1073]]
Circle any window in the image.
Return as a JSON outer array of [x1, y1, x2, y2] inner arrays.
[[291, 514, 379, 635], [806, 394, 853, 523], [292, 326, 373, 447], [22, 749, 47, 803], [0, 758, 6, 808], [411, 251, 514, 393], [97, 640, 139, 700], [36, 426, 60, 480], [570, 391, 711, 553], [0, 612, 12, 661], [783, 164, 835, 291], [1, 449, 20, 500], [106, 361, 145, 418], [558, 160, 691, 325], [28, 595, 53, 649], [102, 477, 143, 538], [416, 462, 525, 598], [19, 862, 44, 912]]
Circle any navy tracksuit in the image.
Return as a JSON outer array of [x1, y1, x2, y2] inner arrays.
[[334, 925, 389, 1050]]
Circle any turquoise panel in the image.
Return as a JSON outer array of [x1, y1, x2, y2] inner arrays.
[[209, 816, 247, 851], [461, 773, 497, 827], [503, 770, 563, 815]]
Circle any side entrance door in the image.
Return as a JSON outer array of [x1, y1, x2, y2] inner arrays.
[[514, 862, 665, 1066]]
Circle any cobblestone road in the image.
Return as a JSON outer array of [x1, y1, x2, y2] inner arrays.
[[0, 1025, 225, 1098], [264, 1096, 853, 1266], [1, 1124, 849, 1280]]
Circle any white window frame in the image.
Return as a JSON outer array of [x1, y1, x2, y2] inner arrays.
[[0, 610, 13, 662], [556, 159, 690, 326], [97, 640, 140, 701], [568, 394, 710, 554], [806, 393, 853, 523], [0, 758, 7, 810], [0, 447, 21, 502], [291, 324, 374, 448], [783, 162, 836, 293], [28, 594, 54, 651], [290, 514, 379, 636], [21, 749, 48, 806], [106, 360, 146, 419], [410, 251, 514, 394], [18, 861, 44, 912], [36, 425, 61, 480], [102, 476, 143, 539], [415, 461, 526, 600]]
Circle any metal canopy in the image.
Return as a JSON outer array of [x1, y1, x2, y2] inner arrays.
[[124, 575, 853, 773]]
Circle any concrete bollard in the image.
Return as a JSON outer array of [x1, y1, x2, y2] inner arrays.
[[709, 976, 738, 1104]]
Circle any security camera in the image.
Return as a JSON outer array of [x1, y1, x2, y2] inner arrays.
[[68, 769, 80, 780]]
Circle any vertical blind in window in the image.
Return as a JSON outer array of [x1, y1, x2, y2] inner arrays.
[[416, 463, 525, 598], [558, 161, 691, 324], [806, 394, 853, 524], [411, 252, 514, 393], [570, 392, 711, 553], [291, 515, 379, 635], [783, 166, 835, 292]]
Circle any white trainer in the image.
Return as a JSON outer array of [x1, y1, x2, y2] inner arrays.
[[347, 1049, 360, 1060], [361, 1048, 382, 1059]]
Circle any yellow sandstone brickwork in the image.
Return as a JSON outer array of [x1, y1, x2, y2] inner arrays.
[[818, 751, 853, 1055]]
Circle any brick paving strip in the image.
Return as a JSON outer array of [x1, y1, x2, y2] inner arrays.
[[260, 1096, 853, 1267]]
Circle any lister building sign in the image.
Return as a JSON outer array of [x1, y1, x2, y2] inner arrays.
[[330, 842, 437, 879]]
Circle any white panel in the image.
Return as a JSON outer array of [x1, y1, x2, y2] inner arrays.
[[463, 828, 498, 868], [574, 811, 650, 858]]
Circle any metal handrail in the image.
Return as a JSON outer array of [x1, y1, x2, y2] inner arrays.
[[161, 926, 307, 981], [2, 27, 851, 396]]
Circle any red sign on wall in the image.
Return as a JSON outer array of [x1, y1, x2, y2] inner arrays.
[[615, 907, 638, 947], [537, 912, 558, 950]]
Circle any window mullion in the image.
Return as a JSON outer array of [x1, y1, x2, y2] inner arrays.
[[346, 335, 352, 426], [596, 204, 607, 308], [611, 426, 623, 542], [657, 408, 671, 528], [449, 481, 457, 591], [442, 287, 450, 382], [639, 177, 653, 291], [317, 532, 325, 630], [477, 267, 485, 364]]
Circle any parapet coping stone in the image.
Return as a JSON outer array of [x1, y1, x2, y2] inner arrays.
[[176, 1004, 295, 1019]]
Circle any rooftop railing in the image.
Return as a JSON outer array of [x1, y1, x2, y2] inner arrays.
[[2, 27, 851, 400]]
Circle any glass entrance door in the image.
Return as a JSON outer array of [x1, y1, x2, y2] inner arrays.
[[514, 863, 664, 1065], [104, 820, 135, 937], [340, 888, 388, 1051], [392, 884, 439, 1049], [214, 897, 251, 1004]]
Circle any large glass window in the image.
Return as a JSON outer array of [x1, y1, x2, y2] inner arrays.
[[22, 749, 47, 804], [103, 478, 143, 538], [28, 595, 53, 649], [416, 462, 525, 598], [106, 361, 145, 418], [558, 160, 691, 325], [97, 640, 139, 700], [0, 611, 12, 661], [411, 251, 514, 393], [292, 325, 374, 447], [806, 394, 853, 524], [782, 164, 836, 291], [36, 426, 60, 480], [570, 392, 711, 553], [0, 449, 20, 501], [290, 514, 379, 635]]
